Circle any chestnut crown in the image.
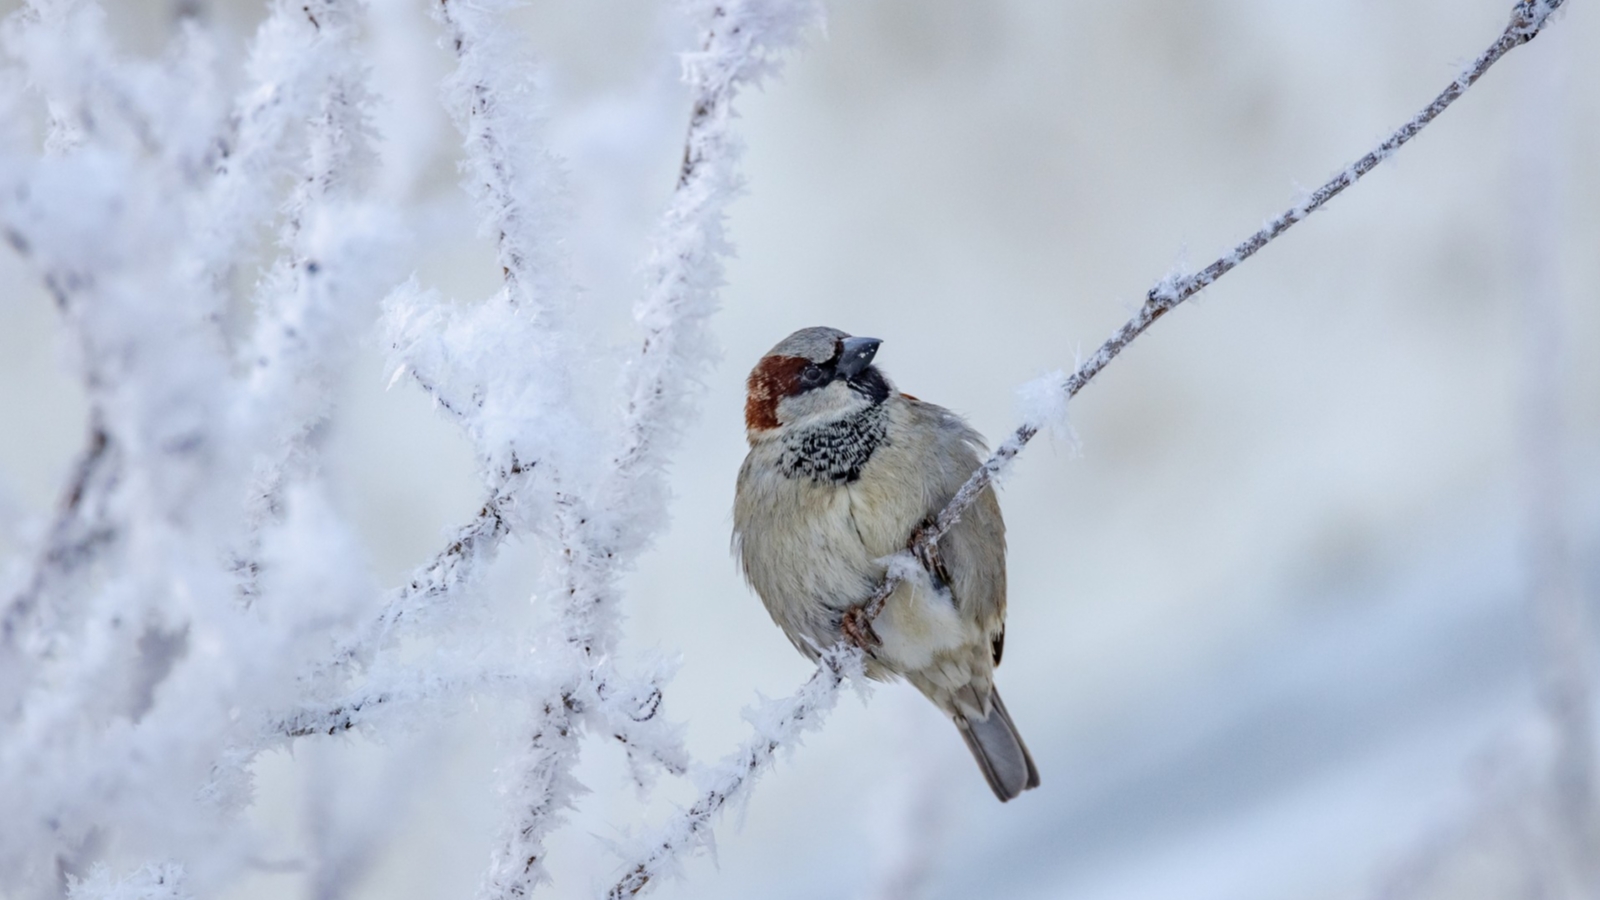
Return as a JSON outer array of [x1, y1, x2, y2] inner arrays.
[[744, 327, 890, 434]]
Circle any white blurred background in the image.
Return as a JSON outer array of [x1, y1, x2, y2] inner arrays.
[[1, 1, 1598, 898]]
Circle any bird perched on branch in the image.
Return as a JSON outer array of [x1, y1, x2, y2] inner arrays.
[[734, 326, 1039, 801]]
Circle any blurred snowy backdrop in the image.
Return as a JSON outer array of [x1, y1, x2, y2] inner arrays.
[[1, 1, 1597, 899]]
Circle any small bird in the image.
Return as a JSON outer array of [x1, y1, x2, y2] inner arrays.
[[733, 326, 1039, 801]]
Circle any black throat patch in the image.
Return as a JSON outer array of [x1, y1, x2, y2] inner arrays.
[[780, 404, 889, 484]]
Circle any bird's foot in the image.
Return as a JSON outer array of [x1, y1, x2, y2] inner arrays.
[[839, 604, 880, 650], [909, 519, 950, 590]]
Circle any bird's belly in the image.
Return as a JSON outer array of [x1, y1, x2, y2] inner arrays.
[[744, 485, 974, 675], [739, 481, 882, 650], [873, 574, 972, 674]]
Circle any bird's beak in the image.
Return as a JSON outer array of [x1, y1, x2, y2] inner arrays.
[[837, 336, 882, 379]]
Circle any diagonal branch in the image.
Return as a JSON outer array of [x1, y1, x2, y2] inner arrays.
[[281, 3, 822, 745], [606, 648, 858, 900], [608, 0, 820, 509], [609, 1, 1574, 894], [858, 0, 1571, 625], [0, 418, 116, 653], [478, 4, 821, 895]]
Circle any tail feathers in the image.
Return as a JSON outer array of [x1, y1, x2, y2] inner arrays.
[[955, 689, 1040, 802]]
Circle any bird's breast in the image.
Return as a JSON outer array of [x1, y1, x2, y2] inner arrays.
[[778, 404, 889, 484]]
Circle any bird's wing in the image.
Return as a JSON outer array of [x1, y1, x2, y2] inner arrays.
[[900, 398, 1008, 637]]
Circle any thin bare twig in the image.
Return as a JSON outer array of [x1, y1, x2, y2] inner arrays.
[[606, 650, 855, 900], [477, 0, 825, 886], [0, 419, 116, 649], [859, 0, 1570, 626], [610, 2, 1574, 894], [316, 462, 529, 678]]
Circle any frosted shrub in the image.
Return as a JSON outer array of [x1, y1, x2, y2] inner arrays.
[[0, 0, 1573, 898], [0, 0, 820, 896]]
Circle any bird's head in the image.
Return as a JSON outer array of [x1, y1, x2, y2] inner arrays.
[[744, 326, 890, 438]]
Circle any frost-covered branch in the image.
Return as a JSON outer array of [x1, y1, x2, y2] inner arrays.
[[223, 1, 820, 894], [607, 648, 861, 900], [257, 0, 828, 799], [0, 418, 115, 656], [457, 2, 820, 896], [342, 472, 520, 651], [0, 0, 1564, 896], [606, 0, 821, 528], [360, 5, 609, 890], [233, 0, 394, 604], [329, 0, 595, 679], [858, 0, 1571, 626], [0, 0, 399, 892], [611, 2, 1575, 892], [0, 0, 821, 894]]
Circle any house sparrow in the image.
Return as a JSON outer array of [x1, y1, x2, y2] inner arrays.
[[733, 326, 1039, 801]]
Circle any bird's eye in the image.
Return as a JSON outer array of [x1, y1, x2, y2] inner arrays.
[[801, 364, 824, 385]]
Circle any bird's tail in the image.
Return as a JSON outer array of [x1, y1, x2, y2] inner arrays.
[[954, 688, 1040, 802]]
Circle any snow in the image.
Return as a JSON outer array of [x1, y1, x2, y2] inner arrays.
[[0, 0, 1583, 898], [1014, 368, 1076, 446], [0, 0, 821, 894]]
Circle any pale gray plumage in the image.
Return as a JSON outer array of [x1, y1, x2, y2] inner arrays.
[[733, 326, 1039, 801]]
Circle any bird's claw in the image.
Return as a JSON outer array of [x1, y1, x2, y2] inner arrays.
[[909, 520, 950, 589], [840, 604, 880, 650]]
